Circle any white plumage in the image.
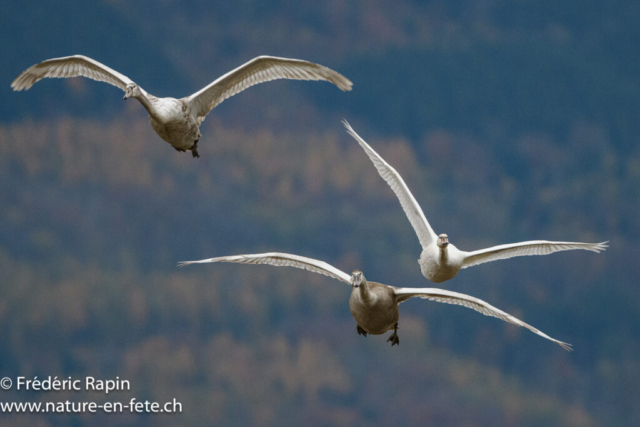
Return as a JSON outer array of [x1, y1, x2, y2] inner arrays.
[[343, 120, 607, 283], [12, 55, 352, 158], [179, 252, 571, 350], [180, 252, 352, 284]]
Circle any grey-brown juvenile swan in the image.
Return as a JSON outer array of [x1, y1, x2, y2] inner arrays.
[[178, 252, 572, 350], [11, 55, 352, 158], [344, 121, 608, 283]]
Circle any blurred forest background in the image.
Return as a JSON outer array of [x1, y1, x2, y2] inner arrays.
[[1, 0, 639, 426]]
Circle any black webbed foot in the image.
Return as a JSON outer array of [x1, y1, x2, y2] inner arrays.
[[386, 323, 400, 346], [191, 140, 200, 158], [356, 325, 368, 337], [387, 333, 399, 346], [174, 147, 186, 153]]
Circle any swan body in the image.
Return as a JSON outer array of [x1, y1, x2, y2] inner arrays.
[[146, 97, 202, 151], [178, 252, 572, 350], [343, 121, 608, 283], [12, 55, 353, 157], [419, 242, 466, 283], [349, 277, 399, 335]]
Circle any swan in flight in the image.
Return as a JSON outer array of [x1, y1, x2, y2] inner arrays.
[[178, 252, 571, 350], [343, 121, 607, 283], [11, 55, 352, 158]]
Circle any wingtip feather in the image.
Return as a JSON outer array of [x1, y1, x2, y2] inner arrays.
[[558, 341, 573, 352], [338, 77, 353, 92], [342, 119, 362, 141], [10, 75, 27, 91]]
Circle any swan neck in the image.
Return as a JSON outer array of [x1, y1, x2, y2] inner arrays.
[[358, 280, 372, 302], [134, 90, 155, 116], [439, 246, 449, 262]]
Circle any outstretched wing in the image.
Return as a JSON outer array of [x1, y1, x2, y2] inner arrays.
[[186, 56, 352, 119], [12, 55, 134, 92], [344, 120, 437, 249], [462, 240, 608, 269], [178, 252, 352, 285], [394, 287, 572, 351]]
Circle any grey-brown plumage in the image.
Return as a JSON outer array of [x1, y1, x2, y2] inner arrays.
[[179, 252, 572, 350], [349, 272, 400, 344], [11, 55, 352, 158]]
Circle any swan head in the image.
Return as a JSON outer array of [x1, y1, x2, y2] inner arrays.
[[437, 233, 449, 248], [351, 270, 365, 288], [124, 83, 141, 100]]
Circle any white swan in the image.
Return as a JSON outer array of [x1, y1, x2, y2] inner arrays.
[[11, 55, 352, 158], [343, 121, 608, 283], [178, 252, 572, 350]]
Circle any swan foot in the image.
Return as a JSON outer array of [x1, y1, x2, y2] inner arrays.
[[174, 147, 186, 153], [356, 325, 368, 337], [386, 323, 399, 346], [191, 140, 200, 158]]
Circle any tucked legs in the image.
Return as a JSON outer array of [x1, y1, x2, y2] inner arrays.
[[191, 140, 200, 158]]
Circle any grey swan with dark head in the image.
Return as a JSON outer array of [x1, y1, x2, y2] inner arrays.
[[178, 252, 572, 350], [11, 55, 352, 158], [343, 121, 608, 283]]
